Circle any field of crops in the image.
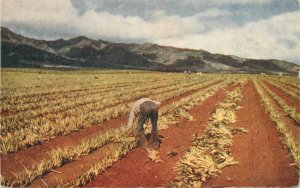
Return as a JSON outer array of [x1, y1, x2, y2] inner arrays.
[[1, 68, 299, 187]]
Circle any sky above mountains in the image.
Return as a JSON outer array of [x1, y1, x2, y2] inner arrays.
[[1, 0, 300, 64]]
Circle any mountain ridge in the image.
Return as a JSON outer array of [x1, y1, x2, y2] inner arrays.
[[1, 27, 299, 73]]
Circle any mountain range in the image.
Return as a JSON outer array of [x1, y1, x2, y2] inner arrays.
[[1, 27, 299, 73]]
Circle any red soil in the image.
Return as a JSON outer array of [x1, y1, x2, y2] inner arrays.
[[264, 81, 300, 111], [278, 80, 300, 90], [204, 81, 299, 187], [263, 84, 300, 144], [84, 85, 234, 187], [30, 143, 119, 187], [4, 80, 299, 187], [1, 80, 222, 183], [0, 116, 127, 182]]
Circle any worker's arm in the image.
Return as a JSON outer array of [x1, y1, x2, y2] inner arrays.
[[127, 108, 135, 129]]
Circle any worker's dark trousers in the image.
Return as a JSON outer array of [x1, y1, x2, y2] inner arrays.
[[135, 101, 159, 148]]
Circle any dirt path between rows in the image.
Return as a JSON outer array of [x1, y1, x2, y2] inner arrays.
[[84, 85, 235, 187], [264, 81, 300, 111], [1, 80, 222, 183], [204, 81, 299, 187], [278, 80, 300, 90], [262, 82, 300, 144]]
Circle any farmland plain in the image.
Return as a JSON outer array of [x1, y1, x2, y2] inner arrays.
[[0, 68, 299, 187]]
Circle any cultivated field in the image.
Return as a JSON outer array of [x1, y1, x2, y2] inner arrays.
[[0, 68, 299, 187]]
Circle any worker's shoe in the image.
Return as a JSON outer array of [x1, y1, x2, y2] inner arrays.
[[148, 132, 160, 149], [148, 141, 160, 150], [136, 132, 147, 147]]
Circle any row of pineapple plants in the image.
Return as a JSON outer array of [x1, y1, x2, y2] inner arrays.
[[55, 76, 235, 187], [0, 78, 233, 187], [1, 77, 217, 153], [1, 72, 147, 99], [254, 80, 300, 170], [172, 85, 246, 187], [1, 82, 142, 114], [265, 79, 300, 100], [1, 73, 179, 114], [1, 78, 195, 134], [0, 69, 170, 97], [1, 76, 175, 112], [268, 75, 299, 89], [260, 81, 300, 125]]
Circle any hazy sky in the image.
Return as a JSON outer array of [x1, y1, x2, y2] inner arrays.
[[1, 0, 300, 64]]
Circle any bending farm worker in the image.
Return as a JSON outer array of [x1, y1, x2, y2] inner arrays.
[[127, 98, 161, 149]]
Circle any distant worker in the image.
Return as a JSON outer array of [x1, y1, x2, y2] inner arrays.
[[127, 98, 161, 149]]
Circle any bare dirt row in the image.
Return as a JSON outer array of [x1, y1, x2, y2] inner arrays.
[[278, 80, 300, 90], [264, 81, 300, 110], [204, 81, 299, 187], [261, 82, 300, 144]]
